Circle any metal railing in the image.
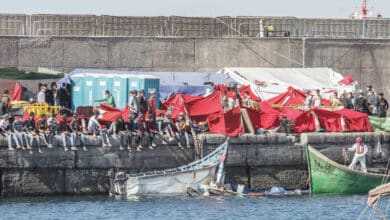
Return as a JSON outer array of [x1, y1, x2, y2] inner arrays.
[[0, 14, 389, 38]]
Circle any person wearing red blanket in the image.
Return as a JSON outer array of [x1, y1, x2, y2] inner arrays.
[[58, 114, 74, 151]]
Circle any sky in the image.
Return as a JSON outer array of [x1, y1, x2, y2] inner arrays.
[[0, 0, 388, 18]]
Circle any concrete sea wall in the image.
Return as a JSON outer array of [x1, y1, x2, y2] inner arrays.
[[0, 132, 388, 197], [1, 36, 389, 98]]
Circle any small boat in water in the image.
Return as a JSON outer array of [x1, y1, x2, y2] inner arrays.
[[306, 145, 390, 194], [108, 138, 229, 196]]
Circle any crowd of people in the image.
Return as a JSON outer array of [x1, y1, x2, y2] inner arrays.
[[0, 87, 207, 153], [0, 82, 388, 153], [305, 86, 389, 118], [36, 82, 71, 108]]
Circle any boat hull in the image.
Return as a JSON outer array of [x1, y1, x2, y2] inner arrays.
[[126, 166, 217, 195], [307, 146, 389, 194]]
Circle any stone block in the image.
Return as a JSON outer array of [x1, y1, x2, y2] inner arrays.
[[108, 38, 153, 69], [226, 145, 247, 167], [0, 37, 18, 67], [63, 38, 108, 68], [151, 39, 195, 71], [225, 167, 249, 187], [1, 169, 65, 197], [18, 37, 64, 68], [76, 145, 194, 169], [65, 169, 109, 194], [247, 145, 304, 166], [0, 147, 75, 169], [250, 166, 308, 190]]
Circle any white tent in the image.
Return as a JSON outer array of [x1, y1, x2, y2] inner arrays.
[[218, 67, 345, 100]]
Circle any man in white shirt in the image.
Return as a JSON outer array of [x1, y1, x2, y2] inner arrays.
[[0, 114, 14, 150], [345, 137, 368, 172], [128, 90, 139, 115]]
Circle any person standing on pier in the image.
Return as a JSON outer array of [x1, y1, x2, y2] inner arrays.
[[344, 137, 368, 173]]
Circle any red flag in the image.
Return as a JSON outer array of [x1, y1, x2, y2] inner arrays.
[[11, 81, 22, 101]]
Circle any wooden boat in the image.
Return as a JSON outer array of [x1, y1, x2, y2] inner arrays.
[[108, 138, 229, 196], [306, 145, 390, 194]]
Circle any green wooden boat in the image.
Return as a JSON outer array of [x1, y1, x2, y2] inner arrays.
[[306, 145, 390, 194]]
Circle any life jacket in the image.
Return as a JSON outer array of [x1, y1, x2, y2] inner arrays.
[[356, 144, 365, 154]]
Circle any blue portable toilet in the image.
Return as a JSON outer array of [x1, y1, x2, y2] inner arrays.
[[70, 74, 84, 110], [82, 74, 98, 107], [112, 75, 128, 109], [94, 76, 113, 105]]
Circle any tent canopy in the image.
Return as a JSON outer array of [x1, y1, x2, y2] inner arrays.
[[219, 67, 344, 100]]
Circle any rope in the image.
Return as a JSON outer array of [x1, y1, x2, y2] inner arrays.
[[357, 205, 369, 220]]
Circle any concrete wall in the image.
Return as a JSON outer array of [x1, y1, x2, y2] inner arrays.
[[1, 36, 390, 97], [0, 133, 389, 197]]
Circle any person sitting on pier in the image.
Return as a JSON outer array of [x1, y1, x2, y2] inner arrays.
[[87, 111, 111, 148], [23, 112, 37, 154], [46, 113, 59, 148], [70, 114, 88, 152], [0, 114, 14, 151], [36, 114, 52, 153], [175, 112, 191, 149], [95, 90, 116, 107], [12, 115, 26, 150], [138, 114, 155, 150], [58, 114, 73, 151], [131, 114, 144, 152], [109, 115, 127, 151], [344, 137, 368, 173], [124, 113, 135, 151]]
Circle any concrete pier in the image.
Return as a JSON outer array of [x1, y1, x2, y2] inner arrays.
[[0, 132, 388, 197]]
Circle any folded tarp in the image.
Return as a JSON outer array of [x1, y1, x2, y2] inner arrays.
[[336, 109, 372, 132], [368, 116, 390, 132], [280, 108, 316, 133], [207, 106, 243, 137]]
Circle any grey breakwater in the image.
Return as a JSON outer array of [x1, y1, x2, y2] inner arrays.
[[0, 132, 388, 197]]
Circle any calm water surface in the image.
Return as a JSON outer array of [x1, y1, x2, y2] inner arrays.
[[0, 194, 388, 220]]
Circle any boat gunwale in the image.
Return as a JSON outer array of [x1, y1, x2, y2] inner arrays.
[[126, 164, 218, 179], [307, 145, 390, 179]]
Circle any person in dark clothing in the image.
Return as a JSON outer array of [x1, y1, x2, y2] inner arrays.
[[70, 114, 88, 151], [355, 93, 369, 114], [1, 90, 10, 114], [59, 83, 71, 108], [343, 92, 355, 109], [44, 84, 54, 106], [376, 93, 389, 118], [23, 112, 37, 154], [109, 115, 127, 150], [124, 114, 135, 151], [138, 90, 148, 115]]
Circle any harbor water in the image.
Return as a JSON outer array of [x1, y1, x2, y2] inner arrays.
[[0, 194, 388, 220]]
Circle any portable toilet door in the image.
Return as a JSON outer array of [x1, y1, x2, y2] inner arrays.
[[83, 75, 97, 106], [70, 75, 84, 110], [95, 76, 113, 106], [143, 76, 160, 109], [112, 75, 128, 109]]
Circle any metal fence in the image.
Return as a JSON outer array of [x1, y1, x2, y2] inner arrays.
[[0, 14, 389, 38]]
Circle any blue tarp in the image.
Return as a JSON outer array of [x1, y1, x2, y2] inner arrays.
[[58, 69, 237, 99]]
